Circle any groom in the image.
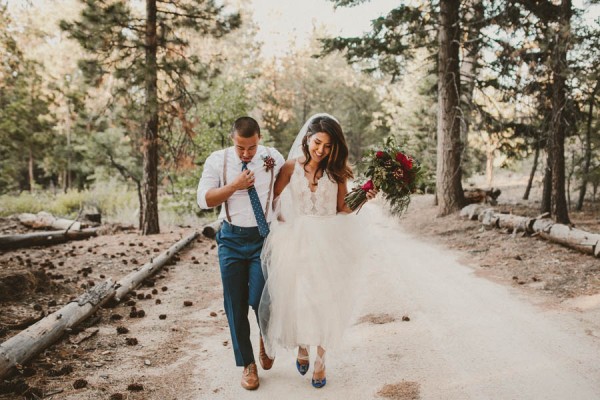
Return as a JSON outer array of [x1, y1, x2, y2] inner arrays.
[[197, 116, 284, 390]]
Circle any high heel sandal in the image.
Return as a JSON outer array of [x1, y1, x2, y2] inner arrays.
[[311, 352, 326, 388], [296, 346, 309, 375]]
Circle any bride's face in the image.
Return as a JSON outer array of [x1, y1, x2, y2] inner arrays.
[[308, 132, 332, 163]]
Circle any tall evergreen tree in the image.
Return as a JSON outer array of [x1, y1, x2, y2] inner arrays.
[[322, 0, 467, 215], [488, 0, 583, 223], [436, 0, 466, 214], [0, 6, 56, 193], [61, 0, 240, 234]]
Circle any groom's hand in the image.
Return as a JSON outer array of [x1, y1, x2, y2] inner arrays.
[[231, 170, 256, 190]]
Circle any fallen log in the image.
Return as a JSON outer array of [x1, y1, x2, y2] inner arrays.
[[18, 212, 81, 231], [114, 231, 199, 301], [496, 214, 533, 234], [0, 230, 200, 379], [461, 205, 600, 257], [459, 204, 490, 221], [0, 280, 115, 379], [531, 218, 555, 234], [536, 223, 600, 256], [478, 209, 499, 228], [464, 188, 502, 205], [201, 220, 221, 239], [5, 313, 45, 331], [0, 228, 98, 251]]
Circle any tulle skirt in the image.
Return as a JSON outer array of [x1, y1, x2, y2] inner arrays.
[[258, 213, 366, 357]]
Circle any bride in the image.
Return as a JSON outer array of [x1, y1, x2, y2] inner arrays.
[[258, 113, 377, 388]]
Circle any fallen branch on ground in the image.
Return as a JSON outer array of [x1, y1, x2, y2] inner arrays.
[[201, 220, 221, 239], [18, 212, 82, 231], [0, 230, 200, 379], [460, 205, 600, 257], [0, 228, 99, 251], [463, 188, 502, 205]]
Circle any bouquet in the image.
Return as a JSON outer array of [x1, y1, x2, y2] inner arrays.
[[345, 137, 423, 216]]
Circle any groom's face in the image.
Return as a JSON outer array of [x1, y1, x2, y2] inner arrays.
[[232, 132, 261, 163]]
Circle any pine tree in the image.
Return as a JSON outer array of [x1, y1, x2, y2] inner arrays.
[[322, 1, 467, 215], [60, 0, 240, 234], [0, 6, 56, 193]]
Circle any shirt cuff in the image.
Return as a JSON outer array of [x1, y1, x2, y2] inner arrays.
[[197, 188, 210, 209]]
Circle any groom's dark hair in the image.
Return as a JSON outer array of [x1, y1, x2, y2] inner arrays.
[[231, 116, 261, 138]]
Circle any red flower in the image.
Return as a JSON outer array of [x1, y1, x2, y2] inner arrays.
[[361, 180, 374, 192], [395, 152, 413, 170], [376, 151, 385, 159]]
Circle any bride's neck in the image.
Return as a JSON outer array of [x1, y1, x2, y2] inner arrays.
[[305, 159, 321, 171]]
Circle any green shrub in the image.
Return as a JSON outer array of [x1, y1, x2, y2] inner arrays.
[[0, 192, 46, 216], [0, 177, 208, 228], [0, 178, 137, 220]]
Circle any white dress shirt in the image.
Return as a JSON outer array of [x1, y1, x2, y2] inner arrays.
[[197, 145, 285, 227]]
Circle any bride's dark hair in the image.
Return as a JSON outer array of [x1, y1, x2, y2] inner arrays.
[[301, 116, 353, 184]]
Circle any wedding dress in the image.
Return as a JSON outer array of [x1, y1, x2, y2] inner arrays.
[[258, 159, 366, 357]]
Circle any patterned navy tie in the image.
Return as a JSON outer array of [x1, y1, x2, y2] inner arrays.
[[242, 162, 270, 237]]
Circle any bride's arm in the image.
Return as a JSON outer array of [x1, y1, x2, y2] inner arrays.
[[337, 180, 379, 214], [272, 160, 295, 214], [337, 181, 353, 214]]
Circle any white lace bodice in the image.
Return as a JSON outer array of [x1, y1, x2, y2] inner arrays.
[[288, 160, 338, 216]]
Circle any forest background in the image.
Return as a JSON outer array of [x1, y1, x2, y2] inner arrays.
[[0, 0, 598, 233]]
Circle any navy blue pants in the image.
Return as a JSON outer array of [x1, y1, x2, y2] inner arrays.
[[216, 221, 266, 367]]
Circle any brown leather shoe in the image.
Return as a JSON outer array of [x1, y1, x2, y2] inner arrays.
[[241, 362, 259, 390], [259, 336, 274, 370]]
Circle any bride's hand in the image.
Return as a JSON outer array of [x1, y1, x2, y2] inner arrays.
[[366, 188, 378, 201]]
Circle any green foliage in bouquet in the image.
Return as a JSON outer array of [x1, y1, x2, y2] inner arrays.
[[345, 136, 425, 216]]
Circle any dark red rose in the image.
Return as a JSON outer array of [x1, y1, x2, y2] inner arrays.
[[375, 151, 385, 159], [361, 180, 374, 192], [395, 152, 413, 170]]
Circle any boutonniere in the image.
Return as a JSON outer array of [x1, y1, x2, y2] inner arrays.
[[262, 155, 276, 172]]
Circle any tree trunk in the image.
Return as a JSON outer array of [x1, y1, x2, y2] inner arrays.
[[141, 0, 160, 235], [28, 147, 35, 192], [541, 152, 552, 214], [548, 0, 571, 224], [136, 180, 144, 231], [486, 147, 494, 187], [436, 0, 466, 216], [459, 0, 484, 167], [575, 81, 597, 211], [65, 108, 72, 192], [523, 139, 540, 200], [0, 229, 98, 251], [567, 150, 575, 209]]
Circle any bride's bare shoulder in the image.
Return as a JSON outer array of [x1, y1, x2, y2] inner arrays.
[[280, 159, 298, 175]]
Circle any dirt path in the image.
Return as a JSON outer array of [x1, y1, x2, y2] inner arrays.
[[4, 203, 600, 399], [181, 204, 600, 399]]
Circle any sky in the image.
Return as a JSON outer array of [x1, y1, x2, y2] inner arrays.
[[249, 0, 599, 59], [248, 0, 399, 58], [4, 0, 598, 60]]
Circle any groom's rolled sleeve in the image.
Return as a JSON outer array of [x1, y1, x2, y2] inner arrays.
[[197, 153, 221, 209]]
